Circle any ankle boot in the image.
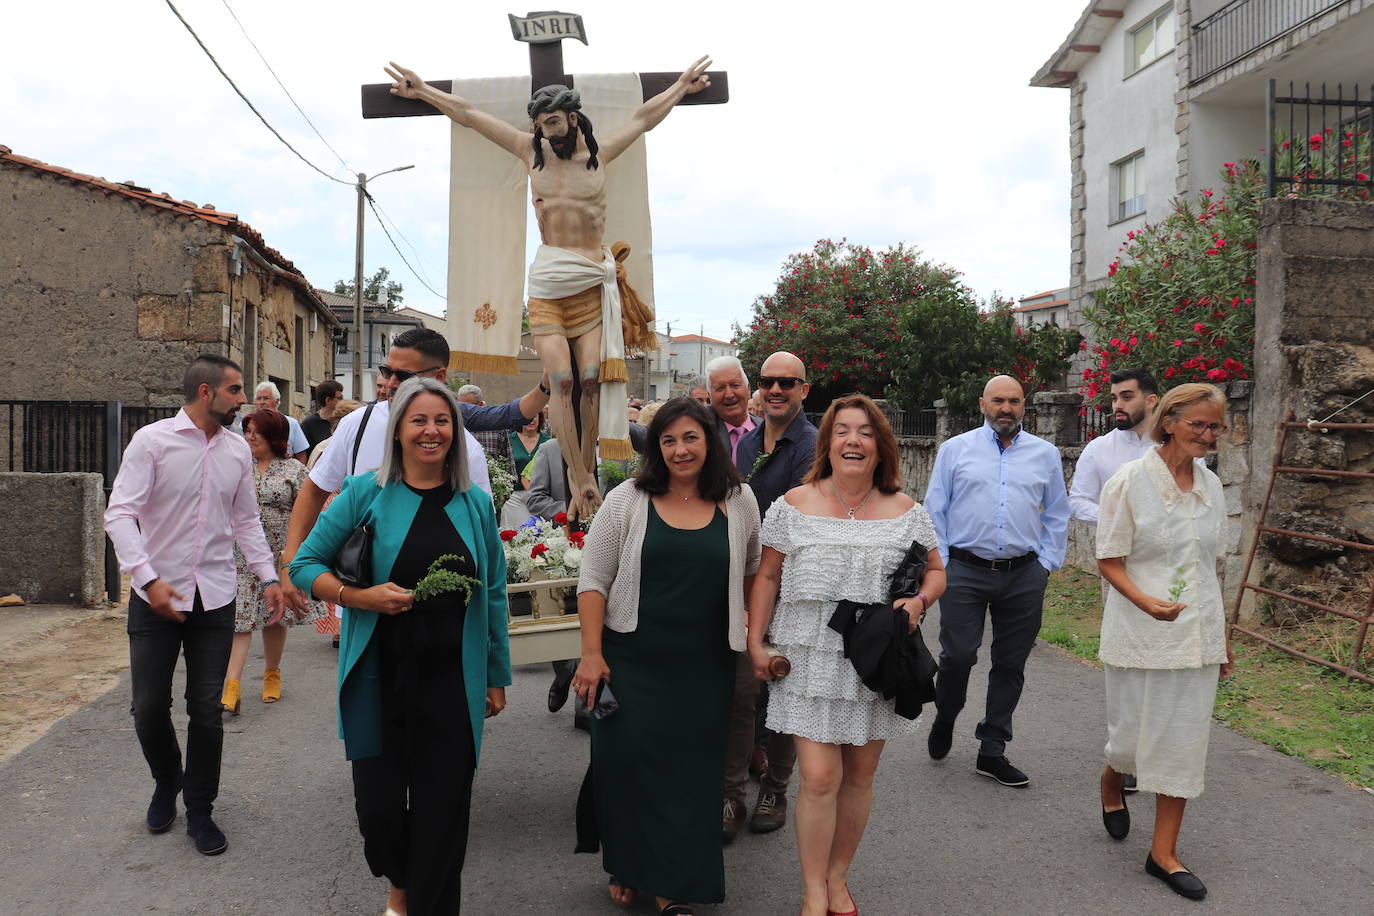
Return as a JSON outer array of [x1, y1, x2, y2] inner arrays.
[[262, 668, 282, 703], [221, 680, 241, 715]]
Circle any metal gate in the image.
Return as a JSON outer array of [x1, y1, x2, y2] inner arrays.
[[1231, 411, 1374, 684]]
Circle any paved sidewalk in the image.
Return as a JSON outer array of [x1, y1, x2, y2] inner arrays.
[[0, 613, 1371, 915]]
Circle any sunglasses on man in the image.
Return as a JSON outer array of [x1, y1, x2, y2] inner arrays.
[[758, 376, 806, 391], [377, 364, 444, 382]]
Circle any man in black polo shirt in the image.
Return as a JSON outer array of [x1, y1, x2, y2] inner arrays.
[[722, 351, 818, 841], [299, 380, 342, 461]]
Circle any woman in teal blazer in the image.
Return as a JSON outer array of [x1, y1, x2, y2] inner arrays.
[[290, 377, 511, 916]]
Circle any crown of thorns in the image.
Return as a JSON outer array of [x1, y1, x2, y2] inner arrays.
[[528, 85, 582, 120]]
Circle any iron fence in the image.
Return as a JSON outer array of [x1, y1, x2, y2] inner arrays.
[[1191, 0, 1350, 84], [886, 407, 937, 437], [1079, 405, 1113, 443], [1266, 80, 1374, 198], [2, 400, 179, 601]]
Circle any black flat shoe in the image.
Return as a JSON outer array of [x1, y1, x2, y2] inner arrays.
[[1101, 793, 1129, 840], [186, 812, 228, 856], [146, 780, 179, 833], [1145, 854, 1207, 900]]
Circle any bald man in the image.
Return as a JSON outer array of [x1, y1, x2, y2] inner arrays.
[[923, 376, 1069, 788]]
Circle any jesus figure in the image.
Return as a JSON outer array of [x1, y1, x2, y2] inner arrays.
[[385, 56, 713, 519]]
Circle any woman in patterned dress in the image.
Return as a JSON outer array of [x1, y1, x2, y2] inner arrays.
[[221, 408, 325, 713], [747, 394, 946, 916]]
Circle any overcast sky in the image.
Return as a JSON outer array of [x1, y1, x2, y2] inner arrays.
[[4, 0, 1087, 341]]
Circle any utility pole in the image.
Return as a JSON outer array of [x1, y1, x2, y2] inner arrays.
[[352, 165, 414, 399]]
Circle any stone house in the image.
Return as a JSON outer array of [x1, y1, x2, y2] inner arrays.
[[1030, 0, 1374, 332], [0, 144, 339, 413]]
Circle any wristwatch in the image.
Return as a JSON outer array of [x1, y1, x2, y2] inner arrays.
[[538, 381, 551, 395], [140, 577, 160, 592]]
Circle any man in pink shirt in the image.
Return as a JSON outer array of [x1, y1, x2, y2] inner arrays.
[[105, 354, 285, 856], [706, 355, 757, 464]]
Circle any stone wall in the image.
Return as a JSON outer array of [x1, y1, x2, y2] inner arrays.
[[0, 473, 106, 606], [1244, 198, 1374, 622]]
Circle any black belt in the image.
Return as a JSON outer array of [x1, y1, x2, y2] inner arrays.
[[949, 546, 1038, 572]]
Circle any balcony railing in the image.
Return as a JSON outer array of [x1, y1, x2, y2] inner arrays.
[[1191, 0, 1351, 84]]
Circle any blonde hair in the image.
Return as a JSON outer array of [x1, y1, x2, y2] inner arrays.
[[329, 398, 362, 432], [1147, 383, 1227, 443], [636, 400, 665, 428]]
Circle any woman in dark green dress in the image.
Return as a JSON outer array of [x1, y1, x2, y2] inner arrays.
[[574, 398, 762, 916]]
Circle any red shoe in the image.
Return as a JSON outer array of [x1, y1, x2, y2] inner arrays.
[[827, 885, 858, 916]]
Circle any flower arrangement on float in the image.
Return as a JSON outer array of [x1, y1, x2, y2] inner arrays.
[[499, 512, 586, 584]]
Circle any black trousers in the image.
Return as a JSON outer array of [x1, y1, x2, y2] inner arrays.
[[127, 591, 235, 815], [351, 694, 477, 914], [933, 558, 1049, 757]]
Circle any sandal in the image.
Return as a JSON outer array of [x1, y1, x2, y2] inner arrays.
[[607, 876, 635, 907], [660, 905, 694, 916]]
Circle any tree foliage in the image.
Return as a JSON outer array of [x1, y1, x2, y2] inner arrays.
[[733, 238, 1079, 414], [335, 266, 404, 309], [1083, 162, 1261, 404]]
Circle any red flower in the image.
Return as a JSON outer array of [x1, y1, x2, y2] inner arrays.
[[530, 544, 550, 558], [499, 529, 517, 542], [1173, 339, 1184, 347], [1193, 323, 1207, 333], [552, 512, 568, 526], [1164, 367, 1177, 378], [1207, 368, 1229, 381], [1108, 260, 1120, 277], [1309, 134, 1323, 150]]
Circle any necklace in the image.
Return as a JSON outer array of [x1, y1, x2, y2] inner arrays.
[[831, 481, 875, 519]]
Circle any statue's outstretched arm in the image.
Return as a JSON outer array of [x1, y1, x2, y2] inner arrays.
[[597, 56, 712, 165], [385, 62, 533, 164]]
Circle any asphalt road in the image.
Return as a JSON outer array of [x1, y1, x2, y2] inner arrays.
[[1, 615, 1371, 916]]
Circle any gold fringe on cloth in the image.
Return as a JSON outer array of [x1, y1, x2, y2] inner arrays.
[[599, 436, 637, 460], [611, 242, 656, 351], [450, 351, 519, 376], [599, 357, 628, 384]]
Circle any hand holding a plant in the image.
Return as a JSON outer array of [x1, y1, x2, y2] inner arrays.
[[1135, 593, 1186, 622]]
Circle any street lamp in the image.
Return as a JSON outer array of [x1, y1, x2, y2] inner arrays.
[[352, 164, 414, 398]]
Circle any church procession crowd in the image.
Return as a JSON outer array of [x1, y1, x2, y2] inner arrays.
[[104, 324, 1233, 914]]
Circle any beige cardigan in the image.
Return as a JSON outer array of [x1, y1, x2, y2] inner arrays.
[[576, 481, 762, 651]]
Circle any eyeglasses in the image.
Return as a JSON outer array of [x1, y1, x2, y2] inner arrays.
[[1178, 419, 1228, 436], [759, 376, 806, 391], [377, 364, 444, 382]]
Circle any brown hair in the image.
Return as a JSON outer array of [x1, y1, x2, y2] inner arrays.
[[1147, 383, 1228, 443], [804, 394, 902, 494]]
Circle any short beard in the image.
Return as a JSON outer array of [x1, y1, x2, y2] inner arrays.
[[548, 128, 578, 160], [1114, 408, 1145, 431]]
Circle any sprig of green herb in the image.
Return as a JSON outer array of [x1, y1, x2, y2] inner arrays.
[[749, 450, 775, 480], [412, 554, 480, 605], [1168, 563, 1189, 602]]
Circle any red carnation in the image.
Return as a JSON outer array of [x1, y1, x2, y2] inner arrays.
[[499, 529, 517, 542], [553, 512, 568, 526], [530, 544, 550, 558]]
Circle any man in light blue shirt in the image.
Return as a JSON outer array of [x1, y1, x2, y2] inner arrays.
[[924, 375, 1069, 788]]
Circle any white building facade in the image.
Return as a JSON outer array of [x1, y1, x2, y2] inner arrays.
[[1033, 0, 1374, 327], [670, 334, 737, 383]]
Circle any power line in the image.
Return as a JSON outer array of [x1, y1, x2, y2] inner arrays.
[[364, 191, 447, 300], [217, 0, 353, 175], [369, 196, 444, 291], [162, 0, 351, 185]]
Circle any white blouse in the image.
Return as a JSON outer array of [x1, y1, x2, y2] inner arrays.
[[1096, 448, 1228, 669]]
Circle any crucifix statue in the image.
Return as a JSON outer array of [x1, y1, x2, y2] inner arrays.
[[363, 12, 727, 520]]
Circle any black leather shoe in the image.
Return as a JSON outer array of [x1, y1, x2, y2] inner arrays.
[[975, 754, 1030, 787], [1101, 793, 1129, 840], [548, 660, 576, 713], [186, 812, 228, 856], [1122, 773, 1139, 794], [146, 780, 179, 833], [927, 719, 954, 760], [1145, 854, 1207, 900]]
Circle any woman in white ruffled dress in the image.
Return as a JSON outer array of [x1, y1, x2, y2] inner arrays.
[[748, 394, 945, 916]]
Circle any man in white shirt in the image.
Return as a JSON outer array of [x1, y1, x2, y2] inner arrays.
[[1069, 367, 1160, 795], [252, 381, 311, 459], [280, 328, 550, 611], [104, 355, 286, 855], [1069, 368, 1160, 526]]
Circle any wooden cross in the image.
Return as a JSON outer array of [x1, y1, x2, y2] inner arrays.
[[359, 9, 729, 118]]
